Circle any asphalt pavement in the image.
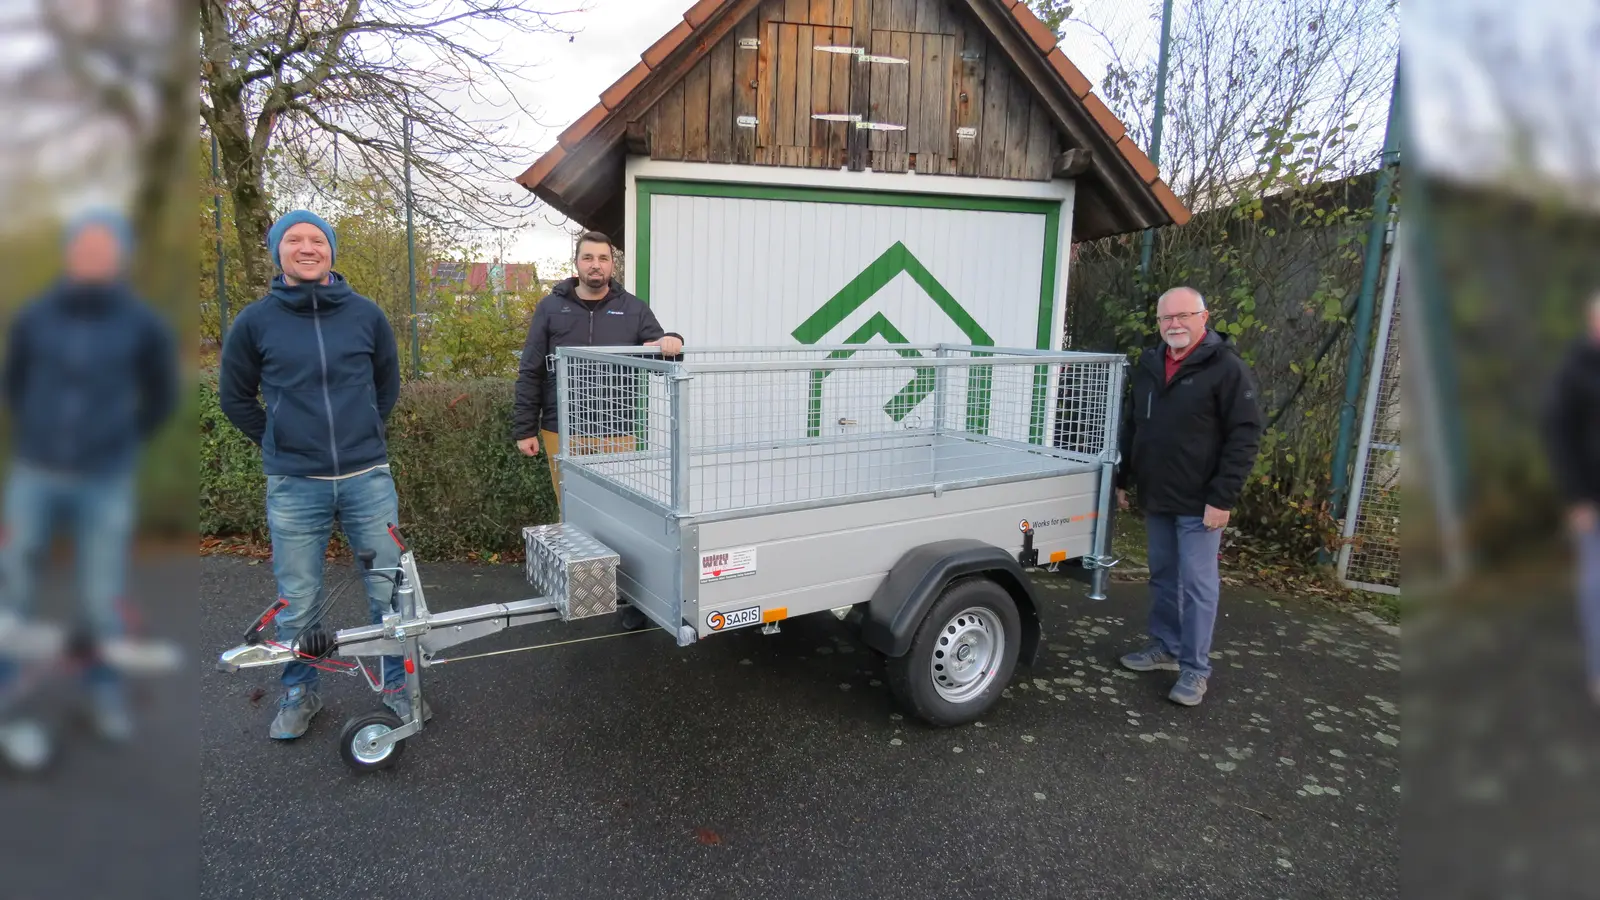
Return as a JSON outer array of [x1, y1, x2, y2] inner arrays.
[[186, 553, 1399, 900]]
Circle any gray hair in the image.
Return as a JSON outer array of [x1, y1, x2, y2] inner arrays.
[[1157, 286, 1206, 310]]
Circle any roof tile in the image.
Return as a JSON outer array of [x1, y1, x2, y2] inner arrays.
[[683, 0, 723, 28], [516, 145, 568, 191], [1116, 135, 1159, 184], [600, 62, 650, 110], [1012, 2, 1058, 54], [1081, 92, 1126, 143], [642, 20, 693, 69], [1047, 49, 1092, 98], [557, 104, 608, 149], [1151, 178, 1191, 226]]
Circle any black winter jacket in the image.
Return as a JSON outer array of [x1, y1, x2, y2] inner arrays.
[[513, 278, 682, 439], [1542, 337, 1600, 505], [1115, 330, 1265, 517]]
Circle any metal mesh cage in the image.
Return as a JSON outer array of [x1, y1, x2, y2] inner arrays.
[[557, 345, 1124, 517], [1340, 263, 1402, 593]]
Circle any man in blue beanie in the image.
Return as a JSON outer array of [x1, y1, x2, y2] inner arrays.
[[219, 209, 425, 740], [0, 208, 177, 750]]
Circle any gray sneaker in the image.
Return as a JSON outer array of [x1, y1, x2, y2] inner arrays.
[[90, 682, 134, 744], [269, 684, 323, 740], [383, 690, 434, 724], [0, 719, 52, 772], [1120, 643, 1180, 672], [1169, 670, 1208, 706]]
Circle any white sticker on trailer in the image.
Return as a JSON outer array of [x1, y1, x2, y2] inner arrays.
[[700, 546, 757, 582]]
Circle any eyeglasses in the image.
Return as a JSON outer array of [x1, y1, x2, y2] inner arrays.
[[1156, 311, 1203, 325]]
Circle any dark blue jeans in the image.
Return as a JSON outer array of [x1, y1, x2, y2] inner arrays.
[[1145, 514, 1223, 678], [266, 467, 403, 692]]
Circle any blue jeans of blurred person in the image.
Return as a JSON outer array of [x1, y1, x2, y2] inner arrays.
[[0, 461, 137, 705], [268, 467, 405, 694], [1580, 528, 1600, 688], [1145, 514, 1224, 678]]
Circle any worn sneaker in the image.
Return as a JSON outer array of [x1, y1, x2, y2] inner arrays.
[[1120, 643, 1180, 672], [90, 682, 134, 744], [269, 684, 323, 740], [1169, 670, 1209, 706], [382, 690, 434, 724], [0, 719, 51, 772]]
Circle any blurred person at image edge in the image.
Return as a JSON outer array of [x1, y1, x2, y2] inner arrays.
[[0, 208, 178, 745], [1541, 290, 1600, 707]]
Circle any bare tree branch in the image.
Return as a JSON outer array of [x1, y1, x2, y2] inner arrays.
[[201, 0, 583, 289]]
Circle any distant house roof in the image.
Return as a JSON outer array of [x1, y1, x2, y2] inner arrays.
[[515, 0, 1189, 246]]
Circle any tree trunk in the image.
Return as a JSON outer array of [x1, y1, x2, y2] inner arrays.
[[209, 99, 274, 296]]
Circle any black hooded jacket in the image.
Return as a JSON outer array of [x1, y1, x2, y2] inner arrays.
[[1115, 329, 1265, 517], [1542, 337, 1600, 506], [513, 278, 683, 439]]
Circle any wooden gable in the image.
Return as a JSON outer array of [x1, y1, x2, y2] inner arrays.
[[642, 0, 1064, 181], [517, 0, 1189, 245]]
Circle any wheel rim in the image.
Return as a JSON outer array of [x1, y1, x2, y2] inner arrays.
[[351, 723, 395, 765], [931, 606, 1005, 704]]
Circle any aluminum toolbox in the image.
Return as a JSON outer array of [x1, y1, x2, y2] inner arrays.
[[523, 523, 620, 620]]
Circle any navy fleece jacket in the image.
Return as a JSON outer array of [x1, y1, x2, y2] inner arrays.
[[219, 272, 401, 477], [3, 279, 177, 475]]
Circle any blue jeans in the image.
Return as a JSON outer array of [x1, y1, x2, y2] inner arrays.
[[1145, 514, 1223, 678], [266, 467, 404, 692], [1580, 528, 1600, 685], [0, 461, 136, 695]]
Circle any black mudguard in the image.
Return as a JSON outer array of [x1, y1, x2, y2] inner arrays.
[[859, 539, 1043, 666]]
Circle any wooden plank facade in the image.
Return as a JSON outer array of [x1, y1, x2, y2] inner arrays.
[[640, 0, 1060, 181], [516, 0, 1190, 245]]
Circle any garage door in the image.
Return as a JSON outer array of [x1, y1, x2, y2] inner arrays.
[[634, 180, 1064, 446]]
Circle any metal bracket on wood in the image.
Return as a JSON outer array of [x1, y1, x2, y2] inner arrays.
[[855, 121, 906, 132], [736, 115, 758, 128], [812, 113, 862, 123], [738, 37, 760, 50], [817, 46, 907, 65]]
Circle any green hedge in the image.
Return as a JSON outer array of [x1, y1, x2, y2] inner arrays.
[[199, 376, 558, 559]]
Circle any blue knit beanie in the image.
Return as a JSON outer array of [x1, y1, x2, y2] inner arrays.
[[267, 210, 337, 270], [63, 206, 133, 270]]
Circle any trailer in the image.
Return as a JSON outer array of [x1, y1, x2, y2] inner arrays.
[[216, 344, 1125, 773]]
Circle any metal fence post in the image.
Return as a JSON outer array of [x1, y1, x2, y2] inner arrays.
[[669, 369, 691, 515]]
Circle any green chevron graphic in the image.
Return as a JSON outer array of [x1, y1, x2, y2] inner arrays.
[[795, 243, 994, 438]]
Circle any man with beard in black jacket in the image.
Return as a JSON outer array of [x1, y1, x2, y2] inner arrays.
[[1542, 291, 1600, 706], [1114, 286, 1264, 706], [514, 232, 684, 509]]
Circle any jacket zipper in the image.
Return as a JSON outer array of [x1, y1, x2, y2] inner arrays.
[[311, 287, 341, 476]]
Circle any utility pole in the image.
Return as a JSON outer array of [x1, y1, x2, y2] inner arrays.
[[404, 114, 420, 380], [1137, 0, 1177, 290]]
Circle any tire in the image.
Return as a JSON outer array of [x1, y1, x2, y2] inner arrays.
[[887, 577, 1022, 728], [338, 710, 407, 773]]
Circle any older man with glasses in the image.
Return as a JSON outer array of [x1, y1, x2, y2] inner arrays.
[[1114, 287, 1265, 706]]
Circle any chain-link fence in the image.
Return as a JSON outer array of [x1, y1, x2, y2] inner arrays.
[[1338, 232, 1402, 593]]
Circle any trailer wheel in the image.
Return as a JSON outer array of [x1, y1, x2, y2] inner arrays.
[[338, 710, 407, 773], [887, 577, 1022, 727]]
